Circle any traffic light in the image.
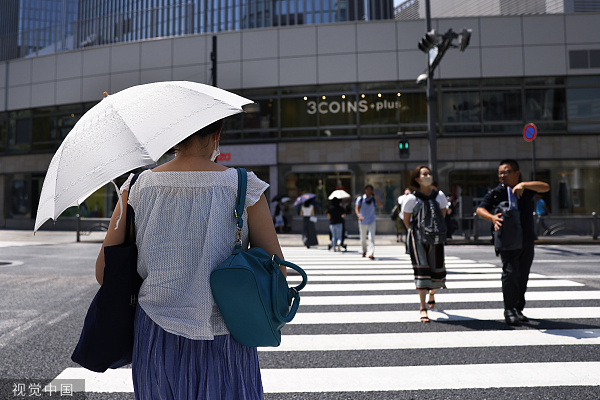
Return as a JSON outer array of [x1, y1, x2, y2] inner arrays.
[[398, 139, 409, 159], [458, 28, 472, 51], [418, 30, 438, 53]]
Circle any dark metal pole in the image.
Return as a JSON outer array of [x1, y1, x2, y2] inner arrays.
[[532, 140, 537, 181], [424, 0, 438, 174], [211, 35, 217, 86]]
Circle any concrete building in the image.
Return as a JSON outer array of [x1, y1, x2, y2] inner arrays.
[[0, 1, 598, 232]]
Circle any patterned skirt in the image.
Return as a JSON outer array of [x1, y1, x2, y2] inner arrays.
[[132, 305, 264, 400], [407, 227, 446, 290]]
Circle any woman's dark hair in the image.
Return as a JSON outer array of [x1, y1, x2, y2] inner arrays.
[[409, 165, 430, 189], [303, 198, 314, 207], [172, 119, 224, 152]]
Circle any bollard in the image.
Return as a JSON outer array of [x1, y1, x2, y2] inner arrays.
[[473, 212, 479, 240], [76, 208, 81, 243], [593, 212, 598, 240]]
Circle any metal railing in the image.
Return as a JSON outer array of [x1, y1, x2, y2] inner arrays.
[[75, 215, 110, 242]]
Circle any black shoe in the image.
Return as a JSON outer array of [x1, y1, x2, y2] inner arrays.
[[504, 309, 521, 326], [515, 309, 529, 322]]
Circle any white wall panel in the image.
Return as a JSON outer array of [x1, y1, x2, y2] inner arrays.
[[524, 45, 567, 76], [438, 48, 482, 79], [82, 75, 110, 102], [110, 43, 141, 73], [481, 46, 523, 76], [172, 65, 209, 84], [317, 24, 356, 55], [141, 68, 173, 84], [357, 52, 398, 82], [397, 50, 426, 81], [173, 36, 208, 66], [56, 52, 83, 80], [357, 21, 397, 52], [479, 16, 522, 46], [141, 39, 173, 69], [522, 15, 565, 45], [217, 62, 242, 89], [280, 56, 318, 86], [396, 20, 425, 51], [32, 56, 56, 83], [8, 59, 32, 86], [7, 85, 31, 109], [565, 14, 600, 44], [318, 54, 357, 83], [82, 47, 111, 76], [218, 32, 242, 63], [55, 78, 81, 104], [243, 30, 279, 60], [110, 71, 140, 93], [242, 59, 278, 87], [279, 26, 317, 57], [31, 82, 55, 107]]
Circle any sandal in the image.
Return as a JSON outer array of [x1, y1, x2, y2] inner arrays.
[[420, 309, 430, 323], [427, 292, 436, 309]]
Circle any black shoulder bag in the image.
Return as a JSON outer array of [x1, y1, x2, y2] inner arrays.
[[71, 172, 143, 372]]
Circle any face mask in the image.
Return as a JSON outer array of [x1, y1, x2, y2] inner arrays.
[[420, 176, 433, 187], [210, 142, 220, 162]]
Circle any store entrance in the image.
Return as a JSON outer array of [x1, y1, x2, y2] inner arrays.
[[285, 171, 354, 215]]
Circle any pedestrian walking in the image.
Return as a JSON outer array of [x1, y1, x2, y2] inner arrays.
[[327, 198, 346, 252], [476, 159, 549, 326], [402, 166, 448, 323], [355, 184, 383, 259], [300, 198, 319, 248], [95, 119, 283, 399], [273, 200, 285, 233]]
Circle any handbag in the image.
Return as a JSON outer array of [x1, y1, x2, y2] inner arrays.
[[71, 172, 143, 372], [210, 168, 307, 347], [493, 201, 523, 251]]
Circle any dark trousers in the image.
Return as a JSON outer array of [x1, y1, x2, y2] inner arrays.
[[499, 241, 535, 311]]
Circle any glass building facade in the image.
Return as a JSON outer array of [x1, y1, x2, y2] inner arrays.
[[1, 0, 393, 61], [0, 0, 79, 61]]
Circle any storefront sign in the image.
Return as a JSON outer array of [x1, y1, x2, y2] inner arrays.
[[306, 99, 402, 115]]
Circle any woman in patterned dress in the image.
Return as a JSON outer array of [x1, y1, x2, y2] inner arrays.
[[402, 165, 447, 323]]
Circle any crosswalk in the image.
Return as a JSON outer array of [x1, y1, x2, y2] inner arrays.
[[54, 245, 600, 396]]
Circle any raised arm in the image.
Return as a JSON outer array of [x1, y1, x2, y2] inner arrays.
[[247, 194, 286, 277], [512, 181, 550, 198], [95, 190, 129, 285]]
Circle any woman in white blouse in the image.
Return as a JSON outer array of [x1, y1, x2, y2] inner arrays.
[[402, 165, 447, 323], [96, 119, 283, 399]]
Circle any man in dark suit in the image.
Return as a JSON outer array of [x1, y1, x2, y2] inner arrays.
[[476, 159, 549, 326]]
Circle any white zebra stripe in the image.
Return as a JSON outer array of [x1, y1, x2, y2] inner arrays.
[[259, 329, 600, 352], [290, 307, 600, 324], [260, 362, 600, 392]]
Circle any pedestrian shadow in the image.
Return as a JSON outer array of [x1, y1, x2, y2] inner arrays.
[[429, 309, 600, 331]]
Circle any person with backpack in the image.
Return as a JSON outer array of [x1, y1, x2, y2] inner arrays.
[[402, 166, 448, 323], [355, 184, 383, 259], [476, 159, 549, 326]]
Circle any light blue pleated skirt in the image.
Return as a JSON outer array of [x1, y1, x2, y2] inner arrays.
[[132, 305, 264, 400]]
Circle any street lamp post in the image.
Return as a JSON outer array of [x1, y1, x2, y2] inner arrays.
[[417, 0, 471, 175], [424, 0, 437, 174]]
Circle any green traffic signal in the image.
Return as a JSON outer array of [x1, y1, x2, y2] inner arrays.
[[398, 140, 409, 159]]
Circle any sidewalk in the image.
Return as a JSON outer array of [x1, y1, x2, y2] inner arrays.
[[0, 229, 596, 247]]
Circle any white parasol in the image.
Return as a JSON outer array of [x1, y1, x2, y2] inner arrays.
[[328, 189, 351, 200], [34, 81, 252, 231]]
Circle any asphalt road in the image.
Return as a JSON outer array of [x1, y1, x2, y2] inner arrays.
[[0, 235, 599, 399]]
